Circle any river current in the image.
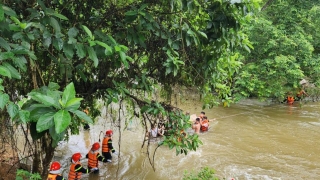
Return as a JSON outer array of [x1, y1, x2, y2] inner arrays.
[[53, 99, 320, 180]]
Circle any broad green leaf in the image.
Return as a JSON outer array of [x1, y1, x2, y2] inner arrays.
[[7, 102, 19, 119], [29, 92, 60, 109], [65, 98, 83, 108], [0, 51, 15, 60], [36, 112, 55, 132], [0, 66, 11, 78], [54, 110, 71, 133], [73, 110, 93, 123], [119, 51, 128, 68], [0, 38, 10, 51], [65, 101, 81, 112], [19, 110, 30, 123], [2, 62, 21, 79], [48, 82, 60, 90], [62, 82, 75, 105], [63, 43, 74, 58], [13, 56, 27, 72], [87, 46, 98, 67], [68, 27, 79, 38], [0, 93, 9, 109], [2, 5, 17, 17], [75, 44, 86, 58], [50, 17, 61, 33], [82, 25, 93, 39]]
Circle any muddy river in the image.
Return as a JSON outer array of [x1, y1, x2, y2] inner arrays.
[[53, 99, 320, 179]]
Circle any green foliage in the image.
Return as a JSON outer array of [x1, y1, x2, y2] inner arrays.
[[232, 0, 320, 101], [16, 169, 42, 180], [183, 167, 219, 180], [0, 0, 261, 175]]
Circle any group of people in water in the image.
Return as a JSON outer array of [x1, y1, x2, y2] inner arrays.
[[285, 87, 309, 105], [191, 111, 212, 134], [47, 130, 118, 180]]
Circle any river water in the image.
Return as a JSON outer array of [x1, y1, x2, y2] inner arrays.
[[54, 99, 320, 180]]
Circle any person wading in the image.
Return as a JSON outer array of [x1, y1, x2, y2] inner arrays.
[[102, 130, 118, 163], [47, 161, 65, 180], [68, 153, 91, 180], [86, 142, 108, 174]]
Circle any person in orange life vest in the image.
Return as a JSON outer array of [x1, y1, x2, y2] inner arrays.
[[102, 130, 118, 163], [68, 153, 91, 180], [86, 142, 108, 173], [286, 92, 295, 105], [47, 161, 65, 180], [200, 116, 209, 132]]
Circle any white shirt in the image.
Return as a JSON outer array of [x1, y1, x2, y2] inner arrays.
[[149, 128, 158, 137]]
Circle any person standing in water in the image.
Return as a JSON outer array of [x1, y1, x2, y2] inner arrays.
[[68, 153, 91, 180], [102, 130, 118, 163], [86, 142, 108, 174], [47, 161, 65, 180], [192, 118, 201, 134], [200, 116, 209, 132]]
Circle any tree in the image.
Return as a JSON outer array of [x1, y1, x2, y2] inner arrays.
[[0, 0, 259, 178], [233, 0, 320, 101]]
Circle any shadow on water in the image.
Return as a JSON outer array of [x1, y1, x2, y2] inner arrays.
[[53, 99, 320, 179]]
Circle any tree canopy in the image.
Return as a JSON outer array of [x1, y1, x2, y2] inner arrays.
[[3, 0, 320, 178]]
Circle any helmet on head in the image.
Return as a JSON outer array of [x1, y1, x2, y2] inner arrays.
[[92, 142, 100, 151], [106, 130, 113, 136], [72, 153, 82, 162], [50, 161, 61, 171]]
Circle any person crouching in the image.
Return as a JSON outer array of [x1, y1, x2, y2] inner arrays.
[[86, 142, 108, 173]]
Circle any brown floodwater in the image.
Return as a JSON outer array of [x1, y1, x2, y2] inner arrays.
[[53, 99, 320, 180]]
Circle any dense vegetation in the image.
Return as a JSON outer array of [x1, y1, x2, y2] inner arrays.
[[0, 0, 319, 178]]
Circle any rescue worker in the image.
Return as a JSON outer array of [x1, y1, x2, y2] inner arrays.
[[200, 116, 209, 132], [68, 153, 91, 180], [287, 93, 295, 105], [86, 142, 108, 173], [47, 161, 65, 180], [296, 87, 308, 101], [102, 130, 118, 163]]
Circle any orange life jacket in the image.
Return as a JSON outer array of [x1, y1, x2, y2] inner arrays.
[[102, 137, 110, 153], [47, 174, 58, 180], [88, 151, 99, 168], [201, 120, 209, 132], [68, 161, 82, 180], [287, 96, 294, 104]]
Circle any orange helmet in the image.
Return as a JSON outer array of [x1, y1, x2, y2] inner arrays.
[[92, 142, 100, 151], [106, 130, 113, 136], [72, 153, 82, 162], [50, 161, 61, 171]]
